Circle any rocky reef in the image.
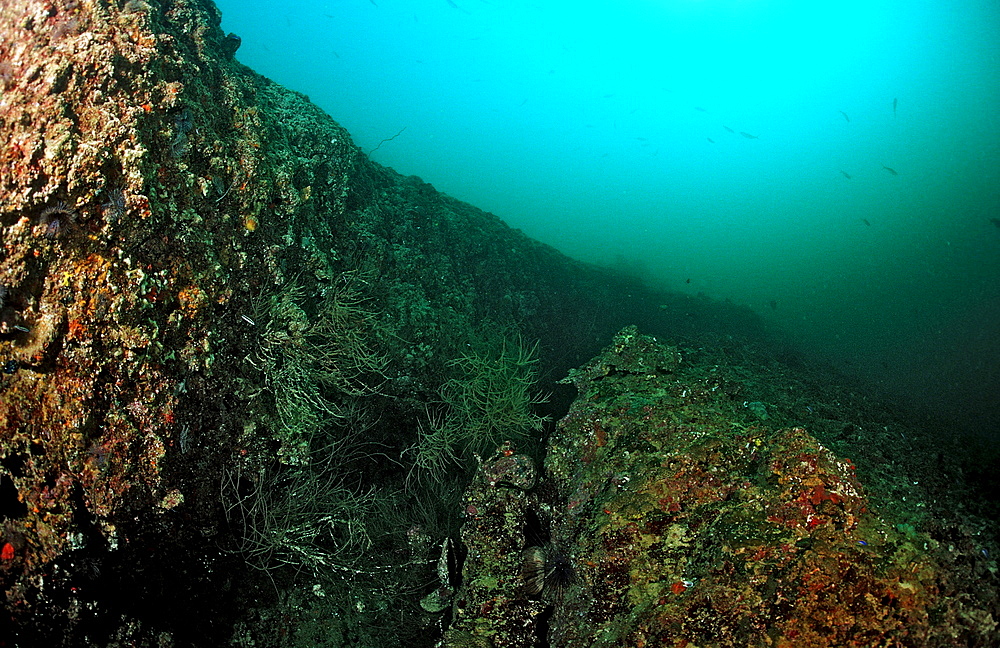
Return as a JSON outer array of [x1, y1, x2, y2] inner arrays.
[[0, 0, 646, 643], [1, 1, 997, 647], [449, 327, 998, 646]]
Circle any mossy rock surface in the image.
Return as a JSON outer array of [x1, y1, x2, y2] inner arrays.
[[450, 328, 998, 647]]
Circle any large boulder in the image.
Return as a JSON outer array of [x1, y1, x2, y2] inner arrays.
[[448, 327, 997, 647]]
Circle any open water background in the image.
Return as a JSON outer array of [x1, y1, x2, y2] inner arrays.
[[215, 0, 1000, 434]]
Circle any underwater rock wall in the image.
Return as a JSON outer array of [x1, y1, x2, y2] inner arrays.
[[0, 0, 657, 643], [3, 2, 996, 646], [449, 327, 998, 647], [0, 0, 266, 636]]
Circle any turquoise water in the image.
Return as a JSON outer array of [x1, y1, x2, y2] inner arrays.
[[215, 0, 1000, 432]]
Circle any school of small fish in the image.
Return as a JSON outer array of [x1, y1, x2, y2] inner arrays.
[[687, 98, 901, 183], [675, 96, 905, 297]]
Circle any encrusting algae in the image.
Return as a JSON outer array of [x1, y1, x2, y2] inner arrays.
[[1, 1, 997, 647], [445, 327, 998, 646]]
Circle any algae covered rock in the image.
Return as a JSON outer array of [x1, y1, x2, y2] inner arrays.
[[560, 324, 681, 387], [3, 0, 996, 645], [450, 327, 996, 647], [0, 1, 666, 643], [443, 445, 549, 648]]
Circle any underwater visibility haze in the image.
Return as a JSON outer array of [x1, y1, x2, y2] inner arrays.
[[6, 0, 1000, 644], [216, 0, 1000, 434]]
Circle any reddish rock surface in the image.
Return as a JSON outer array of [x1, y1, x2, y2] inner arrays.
[[448, 327, 998, 647]]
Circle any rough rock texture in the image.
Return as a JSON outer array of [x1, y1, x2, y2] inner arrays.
[[449, 327, 998, 647], [0, 0, 686, 643], [2, 1, 997, 647]]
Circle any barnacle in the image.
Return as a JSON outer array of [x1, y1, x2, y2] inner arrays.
[[122, 0, 151, 14], [102, 187, 126, 225]]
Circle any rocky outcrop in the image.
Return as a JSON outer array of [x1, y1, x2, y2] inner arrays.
[[449, 327, 998, 647], [0, 0, 663, 643], [2, 2, 997, 647]]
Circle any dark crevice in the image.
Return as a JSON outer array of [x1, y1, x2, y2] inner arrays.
[[0, 473, 27, 521], [535, 604, 555, 647]]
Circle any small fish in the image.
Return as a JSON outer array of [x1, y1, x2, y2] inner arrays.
[[739, 132, 759, 139], [893, 97, 897, 117], [838, 111, 850, 122], [768, 300, 777, 311], [694, 106, 708, 113], [840, 170, 852, 179], [686, 278, 691, 284], [863, 218, 871, 226], [706, 137, 715, 144], [723, 125, 735, 133], [989, 218, 1000, 229], [882, 165, 898, 176]]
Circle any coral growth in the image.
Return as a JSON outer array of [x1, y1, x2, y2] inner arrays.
[[408, 325, 546, 482]]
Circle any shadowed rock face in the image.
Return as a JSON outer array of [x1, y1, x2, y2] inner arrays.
[[448, 327, 998, 647], [0, 0, 674, 643], [0, 0, 360, 640]]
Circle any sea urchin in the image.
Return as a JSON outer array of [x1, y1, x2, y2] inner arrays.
[[521, 544, 576, 601]]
